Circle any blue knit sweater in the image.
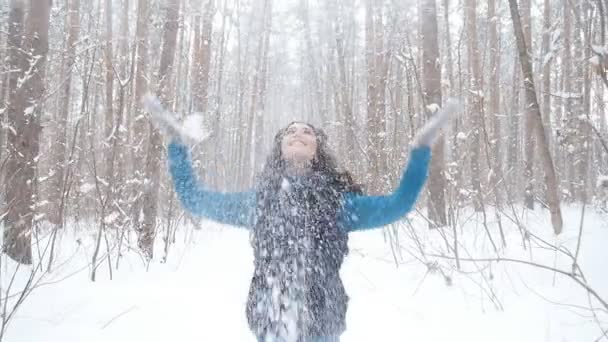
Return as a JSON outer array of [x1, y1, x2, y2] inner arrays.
[[167, 142, 431, 232]]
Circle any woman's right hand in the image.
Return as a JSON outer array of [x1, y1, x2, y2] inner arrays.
[[143, 93, 182, 141], [143, 93, 209, 145], [412, 98, 461, 148]]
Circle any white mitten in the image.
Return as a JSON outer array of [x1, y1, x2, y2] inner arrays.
[[412, 98, 461, 148], [142, 93, 209, 145], [143, 93, 182, 140]]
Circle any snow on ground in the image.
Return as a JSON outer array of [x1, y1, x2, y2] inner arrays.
[[3, 205, 608, 342]]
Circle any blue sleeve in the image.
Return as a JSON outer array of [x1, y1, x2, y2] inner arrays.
[[167, 141, 255, 227], [342, 146, 431, 231]]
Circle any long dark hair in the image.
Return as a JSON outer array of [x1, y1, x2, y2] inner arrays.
[[255, 121, 362, 197], [247, 122, 359, 338]]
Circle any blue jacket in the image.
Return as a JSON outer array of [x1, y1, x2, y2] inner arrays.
[[167, 142, 431, 232]]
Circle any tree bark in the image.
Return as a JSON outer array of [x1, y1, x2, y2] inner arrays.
[[253, 0, 271, 179], [4, 0, 51, 264], [131, 0, 149, 230], [365, 0, 388, 194], [192, 0, 213, 114], [300, 0, 325, 125], [508, 51, 521, 200], [488, 0, 503, 203], [139, 0, 181, 259], [47, 0, 81, 226], [508, 0, 563, 235], [521, 0, 535, 209], [244, 0, 272, 184], [540, 0, 552, 147], [335, 11, 357, 175], [190, 0, 215, 185], [464, 0, 483, 211], [442, 0, 455, 95], [577, 3, 592, 203], [561, 0, 573, 198], [104, 0, 115, 181], [420, 0, 446, 227], [212, 0, 229, 189]]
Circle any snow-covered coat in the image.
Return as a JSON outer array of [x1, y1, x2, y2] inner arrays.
[[167, 142, 431, 340]]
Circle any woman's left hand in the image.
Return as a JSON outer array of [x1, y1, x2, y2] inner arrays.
[[143, 93, 208, 146], [412, 98, 461, 148]]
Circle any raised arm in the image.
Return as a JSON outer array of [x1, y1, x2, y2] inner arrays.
[[168, 141, 255, 227], [343, 146, 431, 232], [342, 99, 458, 231]]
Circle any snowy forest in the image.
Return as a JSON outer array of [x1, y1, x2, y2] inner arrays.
[[1, 0, 608, 341]]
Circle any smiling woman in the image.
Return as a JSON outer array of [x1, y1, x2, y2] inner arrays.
[[146, 95, 453, 342], [281, 122, 319, 172]]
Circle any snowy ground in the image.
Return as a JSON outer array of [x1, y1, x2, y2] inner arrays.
[[3, 205, 608, 342]]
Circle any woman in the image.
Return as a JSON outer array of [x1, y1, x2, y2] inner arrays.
[[147, 95, 451, 342]]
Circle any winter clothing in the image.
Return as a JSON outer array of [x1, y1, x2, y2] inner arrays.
[[167, 142, 431, 231], [167, 142, 430, 341], [247, 172, 350, 340], [411, 98, 461, 148], [148, 90, 446, 342]]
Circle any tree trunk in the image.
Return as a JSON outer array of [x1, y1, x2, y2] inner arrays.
[[508, 0, 563, 235], [538, 0, 554, 206], [131, 0, 149, 230], [598, 79, 606, 172], [191, 0, 213, 114], [561, 0, 573, 199], [508, 51, 521, 201], [212, 0, 228, 189], [420, 0, 446, 227], [365, 0, 388, 194], [442, 0, 455, 95], [202, 0, 216, 184], [47, 0, 81, 226], [540, 0, 552, 148], [254, 0, 271, 176], [4, 0, 51, 264], [0, 4, 8, 161], [104, 0, 115, 182], [120, 0, 130, 76], [189, 0, 215, 185], [139, 0, 181, 259], [234, 1, 246, 189], [300, 0, 325, 125], [115, 0, 130, 198], [335, 13, 357, 174], [464, 0, 483, 211], [245, 0, 272, 184], [72, 1, 96, 219], [520, 0, 535, 209], [574, 2, 590, 202], [578, 3, 592, 203], [488, 0, 503, 203], [4, 0, 26, 262]]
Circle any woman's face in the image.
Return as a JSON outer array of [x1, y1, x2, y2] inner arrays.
[[281, 122, 318, 165]]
